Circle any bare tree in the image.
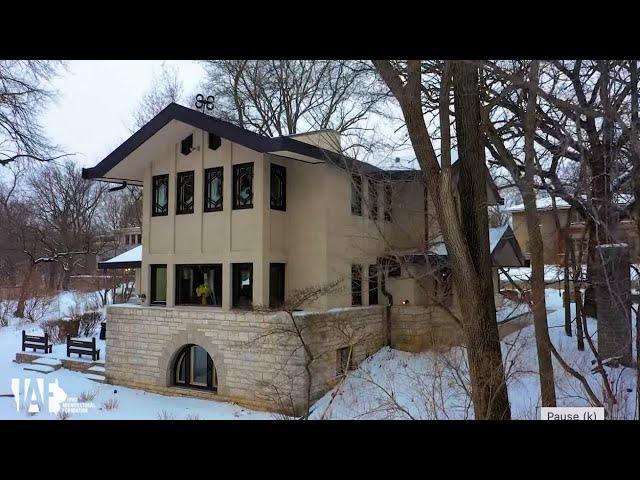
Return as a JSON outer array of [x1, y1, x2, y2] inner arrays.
[[200, 60, 381, 152], [130, 63, 185, 131], [373, 60, 511, 419], [0, 60, 67, 166]]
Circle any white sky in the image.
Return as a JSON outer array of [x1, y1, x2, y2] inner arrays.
[[41, 60, 205, 168]]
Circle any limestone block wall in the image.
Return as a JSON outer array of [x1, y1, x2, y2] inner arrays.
[[105, 304, 385, 415], [389, 305, 463, 352]]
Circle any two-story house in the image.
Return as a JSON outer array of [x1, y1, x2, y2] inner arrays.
[[82, 103, 527, 414]]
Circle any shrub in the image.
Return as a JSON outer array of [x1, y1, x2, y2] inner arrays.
[[24, 295, 54, 323], [78, 390, 98, 403], [185, 413, 201, 420], [78, 311, 102, 337], [157, 410, 175, 420], [102, 398, 119, 410], [40, 317, 80, 344], [0, 300, 14, 327], [56, 409, 70, 420]]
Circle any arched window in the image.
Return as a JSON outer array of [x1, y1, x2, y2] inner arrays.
[[174, 344, 217, 391]]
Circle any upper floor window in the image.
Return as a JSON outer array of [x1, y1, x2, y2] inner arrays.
[[233, 163, 253, 209], [270, 163, 286, 211], [351, 174, 362, 216], [152, 174, 169, 217], [180, 134, 193, 156], [384, 182, 392, 221], [368, 179, 378, 220], [204, 167, 223, 212], [176, 171, 194, 215]]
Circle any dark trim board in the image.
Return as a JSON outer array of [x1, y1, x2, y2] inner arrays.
[[97, 261, 141, 270]]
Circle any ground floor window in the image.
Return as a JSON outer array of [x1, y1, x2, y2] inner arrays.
[[176, 264, 222, 306], [150, 264, 167, 305], [368, 264, 379, 305], [269, 263, 285, 308], [351, 264, 362, 306], [436, 266, 453, 307], [232, 263, 253, 308], [174, 344, 217, 391]]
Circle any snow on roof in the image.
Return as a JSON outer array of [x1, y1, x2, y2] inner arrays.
[[102, 245, 142, 264], [505, 193, 634, 213], [430, 225, 510, 256]]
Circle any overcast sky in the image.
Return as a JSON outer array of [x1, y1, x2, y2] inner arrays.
[[41, 60, 205, 168]]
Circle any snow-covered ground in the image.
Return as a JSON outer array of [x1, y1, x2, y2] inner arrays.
[[310, 289, 638, 420], [0, 290, 272, 420], [1, 289, 637, 420]]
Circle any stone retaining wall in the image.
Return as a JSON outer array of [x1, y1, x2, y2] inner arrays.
[[389, 305, 463, 352], [105, 305, 386, 415]]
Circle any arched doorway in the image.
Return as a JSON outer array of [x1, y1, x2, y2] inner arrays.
[[173, 344, 217, 391]]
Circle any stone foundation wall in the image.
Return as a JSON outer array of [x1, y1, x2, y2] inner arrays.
[[389, 305, 463, 352], [105, 305, 385, 415]]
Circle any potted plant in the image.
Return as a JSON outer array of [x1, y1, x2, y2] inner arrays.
[[195, 283, 210, 305]]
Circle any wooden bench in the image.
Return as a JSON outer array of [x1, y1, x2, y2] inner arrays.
[[66, 335, 100, 361], [22, 331, 52, 354]]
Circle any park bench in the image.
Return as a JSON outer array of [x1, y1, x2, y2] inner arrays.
[[22, 331, 53, 354], [66, 335, 100, 361]]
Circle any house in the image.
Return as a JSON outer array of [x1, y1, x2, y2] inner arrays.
[[82, 103, 527, 414], [506, 195, 639, 265]]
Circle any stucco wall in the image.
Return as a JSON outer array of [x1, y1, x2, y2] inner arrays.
[[105, 304, 386, 415]]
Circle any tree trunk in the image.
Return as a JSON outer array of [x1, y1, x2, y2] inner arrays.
[[14, 263, 35, 318], [452, 61, 511, 419]]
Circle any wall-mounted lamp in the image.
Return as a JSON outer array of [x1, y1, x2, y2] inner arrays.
[[402, 299, 410, 305]]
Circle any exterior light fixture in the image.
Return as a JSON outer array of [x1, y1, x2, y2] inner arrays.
[[402, 299, 410, 305]]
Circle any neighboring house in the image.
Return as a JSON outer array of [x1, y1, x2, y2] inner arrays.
[[82, 103, 527, 414], [506, 196, 638, 265], [96, 226, 142, 264]]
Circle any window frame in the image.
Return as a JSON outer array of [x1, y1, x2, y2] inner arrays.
[[180, 134, 193, 156], [175, 264, 223, 307], [204, 167, 224, 213], [176, 170, 195, 215], [384, 182, 392, 222], [151, 174, 169, 217], [232, 262, 254, 308], [270, 163, 287, 212], [269, 263, 286, 308], [150, 264, 167, 305], [368, 264, 379, 305], [351, 174, 362, 216], [351, 264, 362, 306], [173, 344, 217, 392], [368, 178, 378, 220], [233, 163, 254, 210]]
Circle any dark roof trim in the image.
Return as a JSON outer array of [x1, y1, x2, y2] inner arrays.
[[82, 103, 380, 181], [97, 260, 141, 270]]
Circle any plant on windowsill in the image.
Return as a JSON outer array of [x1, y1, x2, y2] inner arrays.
[[195, 284, 210, 305]]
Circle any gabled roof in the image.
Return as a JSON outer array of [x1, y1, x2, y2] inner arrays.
[[81, 103, 380, 182]]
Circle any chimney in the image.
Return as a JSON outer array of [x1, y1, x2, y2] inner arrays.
[[286, 129, 342, 153]]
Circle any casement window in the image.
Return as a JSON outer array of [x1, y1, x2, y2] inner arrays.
[[150, 264, 167, 305], [233, 163, 253, 209], [152, 174, 169, 217], [174, 344, 217, 391], [208, 133, 221, 150], [204, 167, 223, 212], [368, 264, 379, 305], [351, 264, 362, 306], [368, 178, 378, 220], [180, 134, 193, 156], [269, 263, 286, 308], [384, 182, 392, 221], [270, 163, 286, 211], [232, 263, 253, 308], [336, 346, 355, 376], [351, 174, 362, 216], [387, 259, 401, 278], [137, 234, 142, 244], [175, 264, 222, 306], [176, 171, 194, 215]]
